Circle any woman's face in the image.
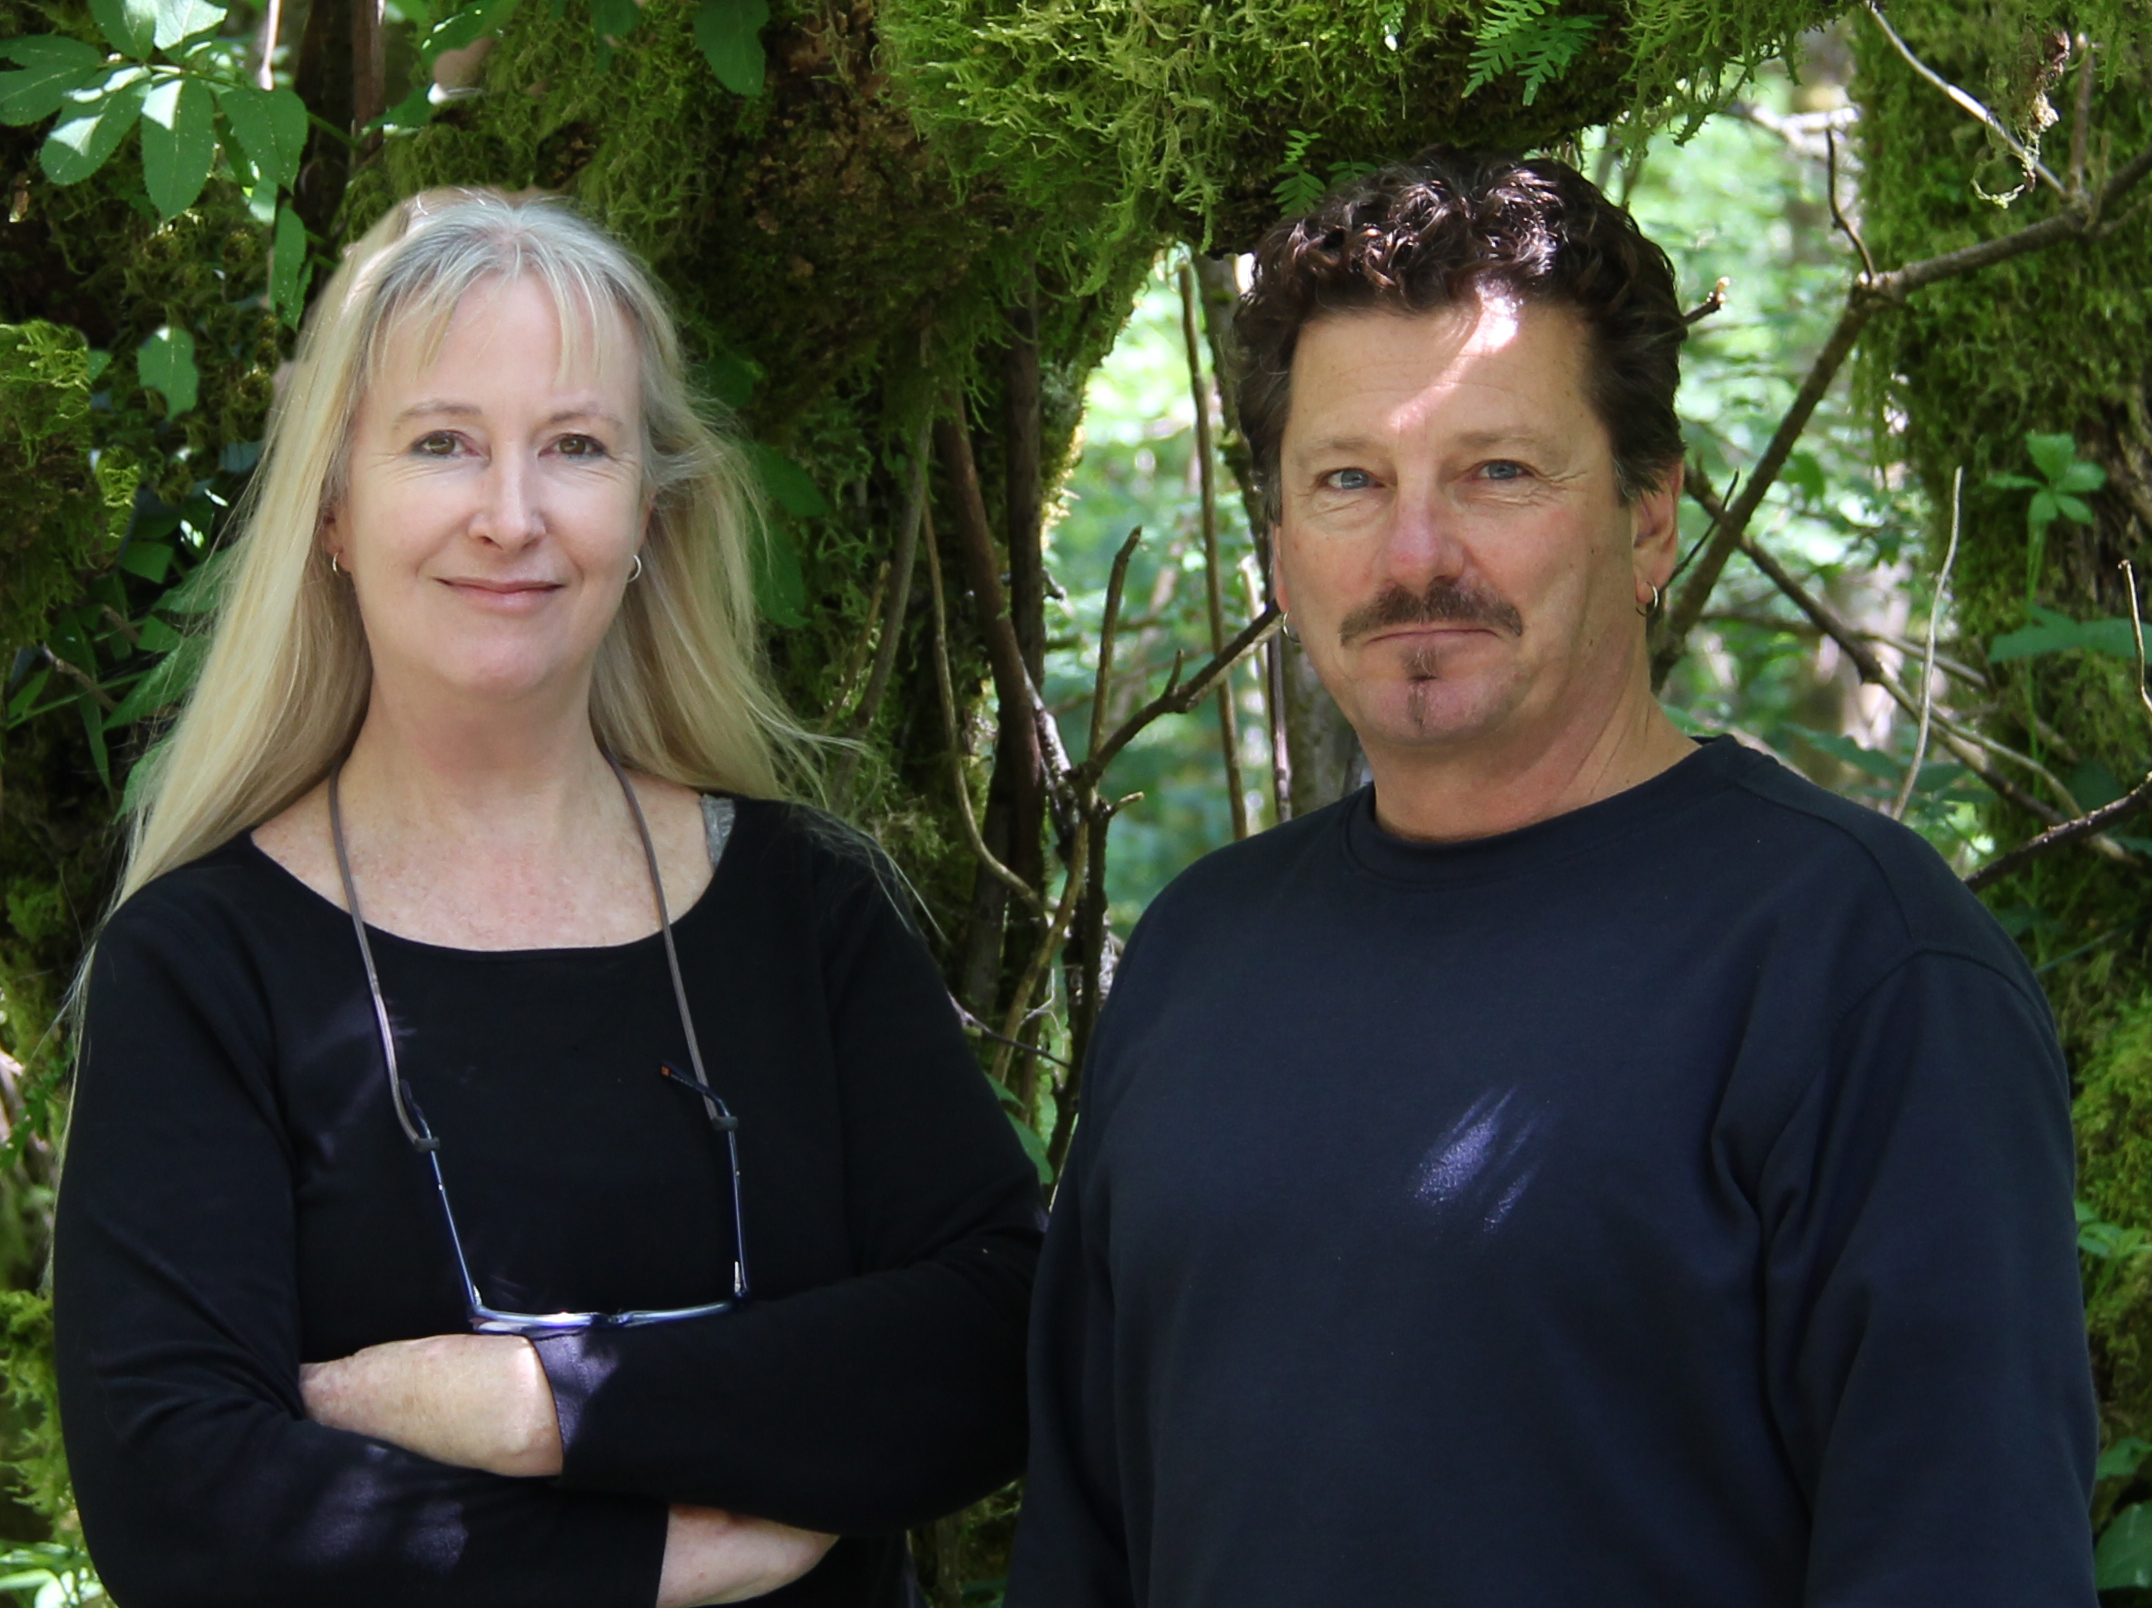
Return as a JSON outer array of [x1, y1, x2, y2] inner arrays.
[[326, 274, 647, 714]]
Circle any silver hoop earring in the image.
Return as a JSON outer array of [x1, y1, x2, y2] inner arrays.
[[329, 552, 342, 576], [1637, 583, 1661, 618], [629, 552, 645, 583]]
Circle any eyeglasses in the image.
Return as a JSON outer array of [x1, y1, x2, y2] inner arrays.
[[330, 753, 750, 1338]]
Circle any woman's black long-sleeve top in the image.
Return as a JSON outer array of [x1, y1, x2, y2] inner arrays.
[[54, 798, 1042, 1608]]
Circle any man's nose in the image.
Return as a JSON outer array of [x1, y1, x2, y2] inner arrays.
[[471, 450, 544, 549], [1374, 479, 1467, 588]]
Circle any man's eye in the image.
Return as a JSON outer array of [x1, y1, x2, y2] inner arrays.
[[1482, 460, 1531, 482], [556, 434, 608, 459], [1323, 468, 1375, 491]]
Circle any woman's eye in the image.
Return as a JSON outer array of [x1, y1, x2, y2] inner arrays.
[[1323, 467, 1375, 491], [412, 431, 462, 457], [556, 434, 608, 459]]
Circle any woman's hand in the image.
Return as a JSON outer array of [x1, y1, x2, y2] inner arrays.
[[300, 1334, 564, 1477], [657, 1506, 837, 1606]]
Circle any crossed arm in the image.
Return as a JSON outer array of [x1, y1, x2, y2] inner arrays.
[[302, 1334, 833, 1606]]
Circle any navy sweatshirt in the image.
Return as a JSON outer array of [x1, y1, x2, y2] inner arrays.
[[56, 799, 1040, 1608], [1008, 737, 2097, 1607]]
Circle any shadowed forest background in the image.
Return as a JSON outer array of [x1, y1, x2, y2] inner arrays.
[[5, 0, 2152, 1598]]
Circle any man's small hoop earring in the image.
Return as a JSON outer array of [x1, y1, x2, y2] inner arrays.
[[629, 552, 645, 583], [1637, 583, 1662, 618]]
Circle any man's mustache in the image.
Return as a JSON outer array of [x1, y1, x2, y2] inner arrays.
[[1337, 579, 1524, 645]]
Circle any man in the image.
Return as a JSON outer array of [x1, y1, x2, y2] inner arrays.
[[1006, 150, 2096, 1606]]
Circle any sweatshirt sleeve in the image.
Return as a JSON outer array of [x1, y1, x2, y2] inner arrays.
[[54, 895, 668, 1608], [1757, 949, 2098, 1608], [533, 844, 1043, 1535]]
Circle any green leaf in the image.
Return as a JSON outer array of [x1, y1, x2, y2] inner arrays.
[[1988, 608, 2139, 663], [753, 518, 806, 629], [104, 632, 203, 725], [694, 0, 768, 95], [118, 541, 173, 581], [89, 0, 158, 56], [2058, 459, 2107, 493], [78, 687, 113, 787], [155, 546, 229, 613], [747, 443, 828, 518], [2098, 1503, 2152, 1590], [428, 0, 519, 56], [2099, 1437, 2152, 1482], [41, 71, 148, 185], [136, 613, 183, 650], [1783, 449, 1826, 507], [0, 37, 107, 126], [152, 0, 226, 49], [215, 82, 308, 193], [140, 74, 215, 217], [2025, 432, 2079, 484], [1983, 472, 2040, 491], [1005, 1109, 1051, 1187], [271, 203, 308, 326], [2052, 492, 2095, 525], [2027, 489, 2060, 533], [591, 0, 639, 41], [136, 323, 198, 416]]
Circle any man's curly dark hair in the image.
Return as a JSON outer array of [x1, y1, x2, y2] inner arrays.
[[1232, 148, 1689, 527]]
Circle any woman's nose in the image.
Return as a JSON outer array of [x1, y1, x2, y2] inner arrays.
[[470, 451, 544, 549]]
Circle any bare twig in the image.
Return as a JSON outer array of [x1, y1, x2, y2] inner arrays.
[[1652, 129, 2152, 684], [841, 418, 933, 743], [1890, 466, 1963, 819], [2071, 38, 2095, 199], [1079, 606, 1285, 789], [41, 648, 116, 712], [1967, 781, 2152, 891], [991, 824, 1088, 1104], [1863, 1, 2065, 199], [1180, 260, 1248, 839], [1090, 528, 1144, 758], [2125, 558, 2152, 734], [923, 506, 1042, 913], [1825, 129, 1878, 281], [950, 994, 1073, 1071], [1684, 277, 1732, 323]]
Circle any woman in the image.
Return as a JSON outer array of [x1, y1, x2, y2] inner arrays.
[[53, 189, 1041, 1608]]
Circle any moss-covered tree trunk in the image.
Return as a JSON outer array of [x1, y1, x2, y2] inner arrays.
[[1854, 0, 2152, 1435]]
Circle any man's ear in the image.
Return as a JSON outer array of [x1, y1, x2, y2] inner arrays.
[[1269, 528, 1292, 616], [1632, 462, 1684, 587]]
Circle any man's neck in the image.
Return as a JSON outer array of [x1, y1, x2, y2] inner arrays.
[[1364, 695, 1697, 844]]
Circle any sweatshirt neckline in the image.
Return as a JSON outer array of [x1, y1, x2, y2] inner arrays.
[[1339, 736, 1742, 887]]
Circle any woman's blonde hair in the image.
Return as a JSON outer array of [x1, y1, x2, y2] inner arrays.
[[117, 188, 817, 903]]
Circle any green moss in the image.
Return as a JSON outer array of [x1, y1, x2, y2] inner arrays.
[[1855, 0, 2152, 1423], [878, 0, 1838, 266]]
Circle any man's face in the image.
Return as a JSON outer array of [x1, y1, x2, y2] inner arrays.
[[1273, 295, 1677, 764]]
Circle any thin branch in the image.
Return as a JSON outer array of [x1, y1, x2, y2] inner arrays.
[[1863, 1, 2066, 199], [2070, 38, 2095, 199], [1966, 780, 2152, 892], [841, 418, 932, 743], [1078, 606, 1285, 790], [1653, 129, 2152, 684], [1890, 466, 1962, 819], [950, 994, 1073, 1071], [41, 649, 116, 713], [923, 505, 1042, 914], [1090, 528, 1144, 758], [1180, 259, 1248, 840], [990, 824, 1088, 1102], [2125, 558, 2152, 735], [1684, 277, 1731, 324], [1825, 129, 1878, 281]]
